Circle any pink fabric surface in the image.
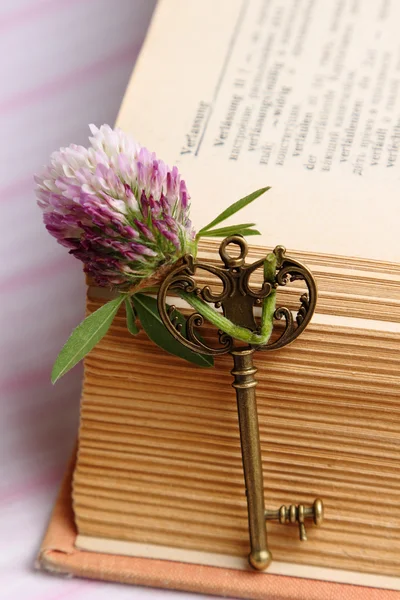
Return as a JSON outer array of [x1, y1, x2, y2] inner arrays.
[[0, 2, 216, 598]]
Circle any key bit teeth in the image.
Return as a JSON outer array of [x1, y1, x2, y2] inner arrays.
[[312, 498, 324, 527], [299, 522, 308, 541], [265, 498, 324, 542]]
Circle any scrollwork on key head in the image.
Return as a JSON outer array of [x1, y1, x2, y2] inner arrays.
[[156, 236, 317, 356], [255, 254, 317, 351], [156, 254, 235, 356]]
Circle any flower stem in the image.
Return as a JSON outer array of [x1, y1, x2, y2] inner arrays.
[[260, 252, 277, 340], [178, 254, 277, 346]]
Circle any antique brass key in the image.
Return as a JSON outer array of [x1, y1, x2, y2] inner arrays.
[[157, 236, 323, 570]]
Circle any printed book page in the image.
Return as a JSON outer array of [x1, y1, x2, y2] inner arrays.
[[117, 0, 400, 262]]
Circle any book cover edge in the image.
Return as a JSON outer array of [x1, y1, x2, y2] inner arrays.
[[36, 447, 400, 599]]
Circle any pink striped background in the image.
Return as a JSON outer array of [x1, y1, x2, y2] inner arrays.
[[0, 2, 215, 598]]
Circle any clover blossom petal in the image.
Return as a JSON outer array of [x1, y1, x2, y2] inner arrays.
[[35, 125, 195, 288]]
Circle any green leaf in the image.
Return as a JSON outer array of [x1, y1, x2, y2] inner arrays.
[[51, 294, 125, 384], [200, 225, 261, 238], [203, 222, 256, 232], [198, 187, 270, 235], [198, 222, 255, 237], [133, 294, 214, 368], [125, 297, 139, 335]]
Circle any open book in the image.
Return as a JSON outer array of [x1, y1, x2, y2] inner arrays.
[[66, 0, 400, 592]]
